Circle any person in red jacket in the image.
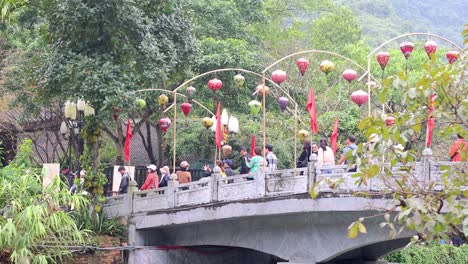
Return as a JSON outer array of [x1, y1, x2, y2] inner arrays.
[[140, 164, 159, 191], [449, 134, 467, 161]]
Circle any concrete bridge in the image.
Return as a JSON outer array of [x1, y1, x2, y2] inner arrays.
[[104, 157, 456, 264]]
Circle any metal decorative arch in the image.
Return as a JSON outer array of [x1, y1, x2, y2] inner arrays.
[[366, 32, 464, 116]]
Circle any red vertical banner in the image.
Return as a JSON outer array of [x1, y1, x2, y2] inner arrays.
[[215, 102, 222, 148], [250, 135, 256, 157], [330, 117, 339, 154], [124, 120, 132, 162], [426, 94, 436, 148], [306, 88, 318, 134]]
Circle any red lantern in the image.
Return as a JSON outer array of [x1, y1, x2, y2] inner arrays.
[[386, 116, 395, 126], [400, 41, 414, 60], [278, 97, 289, 112], [159, 117, 171, 133], [376, 51, 390, 70], [424, 40, 438, 59], [350, 90, 369, 107], [271, 70, 287, 84], [207, 78, 222, 91], [342, 69, 357, 83], [296, 58, 309, 76], [446, 50, 460, 64], [181, 102, 192, 117]]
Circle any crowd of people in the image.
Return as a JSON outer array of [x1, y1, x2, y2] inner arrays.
[[116, 134, 467, 194]]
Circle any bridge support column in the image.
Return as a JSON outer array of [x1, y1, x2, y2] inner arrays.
[[167, 173, 179, 208], [210, 173, 219, 202], [307, 153, 318, 190], [255, 171, 266, 197]]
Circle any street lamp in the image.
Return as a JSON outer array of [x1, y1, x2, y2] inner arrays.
[[60, 100, 95, 177]]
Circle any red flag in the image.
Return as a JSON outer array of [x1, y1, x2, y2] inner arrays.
[[330, 117, 339, 154], [306, 88, 318, 134], [124, 120, 132, 162], [250, 135, 256, 157], [215, 102, 222, 148], [426, 94, 437, 148]]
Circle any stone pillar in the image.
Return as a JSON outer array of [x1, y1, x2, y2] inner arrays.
[[211, 173, 219, 202], [307, 153, 318, 191], [421, 148, 433, 186], [167, 173, 179, 208], [255, 171, 266, 197], [125, 179, 137, 215]]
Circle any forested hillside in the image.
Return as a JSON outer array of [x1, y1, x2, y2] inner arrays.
[[334, 0, 466, 46]]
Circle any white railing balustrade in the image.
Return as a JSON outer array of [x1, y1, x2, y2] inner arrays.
[[103, 160, 466, 217]]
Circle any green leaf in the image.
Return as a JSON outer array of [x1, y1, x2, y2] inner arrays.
[[347, 222, 359, 239]]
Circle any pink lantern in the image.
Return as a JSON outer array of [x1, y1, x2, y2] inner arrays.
[[296, 58, 310, 76], [446, 50, 460, 64], [271, 70, 287, 84], [255, 84, 270, 96], [342, 69, 357, 83], [400, 41, 414, 60], [159, 117, 171, 133], [186, 86, 196, 98], [376, 51, 390, 70], [350, 90, 369, 107], [278, 97, 289, 112], [207, 78, 222, 91], [181, 102, 192, 117], [424, 40, 438, 59], [386, 116, 395, 126]]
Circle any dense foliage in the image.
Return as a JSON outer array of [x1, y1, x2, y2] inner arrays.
[[385, 244, 468, 264]]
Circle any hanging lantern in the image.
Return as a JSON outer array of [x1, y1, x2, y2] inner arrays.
[[298, 130, 309, 143], [255, 84, 270, 96], [319, 60, 335, 74], [228, 116, 239, 134], [249, 100, 262, 116], [186, 86, 196, 98], [208, 78, 223, 91], [386, 116, 395, 126], [278, 97, 289, 112], [181, 102, 192, 117], [271, 70, 287, 84], [424, 40, 438, 59], [221, 109, 229, 126], [64, 101, 77, 120], [342, 69, 357, 83], [222, 145, 233, 157], [158, 94, 169, 108], [210, 116, 217, 132], [60, 121, 69, 135], [234, 74, 245, 87], [159, 117, 171, 133], [376, 51, 390, 70], [202, 117, 213, 129], [84, 105, 95, 116], [446, 50, 459, 64], [399, 41, 414, 60], [296, 58, 310, 76], [350, 90, 369, 107]]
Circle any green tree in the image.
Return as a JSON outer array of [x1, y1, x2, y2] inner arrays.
[[0, 139, 89, 263]]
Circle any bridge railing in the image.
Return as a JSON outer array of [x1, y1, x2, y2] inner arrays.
[[103, 159, 467, 217]]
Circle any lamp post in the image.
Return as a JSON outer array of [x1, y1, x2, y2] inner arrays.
[[60, 100, 95, 176]]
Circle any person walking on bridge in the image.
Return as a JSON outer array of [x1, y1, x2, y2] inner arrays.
[[239, 147, 252, 175], [338, 135, 358, 172], [265, 144, 278, 171], [246, 146, 265, 179], [140, 164, 159, 191]]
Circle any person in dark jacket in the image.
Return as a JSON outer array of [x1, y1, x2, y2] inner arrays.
[[118, 166, 130, 194], [223, 159, 235, 176], [239, 146, 252, 174], [297, 140, 311, 168], [159, 166, 170, 187]]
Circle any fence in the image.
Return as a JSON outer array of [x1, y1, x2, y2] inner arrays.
[[103, 159, 466, 218]]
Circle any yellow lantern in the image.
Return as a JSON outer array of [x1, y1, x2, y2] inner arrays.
[[298, 129, 309, 142], [319, 60, 335, 75], [158, 94, 169, 108], [202, 117, 213, 129]]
